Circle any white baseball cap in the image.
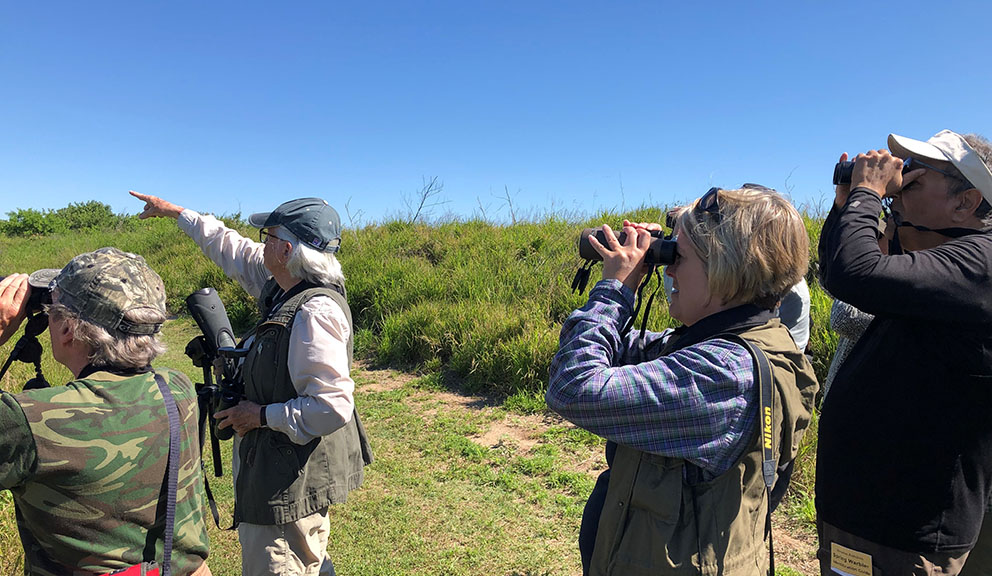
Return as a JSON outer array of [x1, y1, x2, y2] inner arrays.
[[888, 129, 992, 205]]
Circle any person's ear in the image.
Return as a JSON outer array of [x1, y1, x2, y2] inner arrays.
[[53, 315, 74, 346], [951, 188, 984, 223]]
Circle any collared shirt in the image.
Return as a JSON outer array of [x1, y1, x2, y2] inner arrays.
[[546, 279, 757, 476], [178, 209, 354, 445]]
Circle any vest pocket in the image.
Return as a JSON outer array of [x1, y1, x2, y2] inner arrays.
[[609, 455, 684, 573], [251, 432, 313, 501], [628, 453, 683, 522]]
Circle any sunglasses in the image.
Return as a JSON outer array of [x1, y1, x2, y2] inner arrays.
[[693, 183, 774, 224], [903, 157, 970, 184]]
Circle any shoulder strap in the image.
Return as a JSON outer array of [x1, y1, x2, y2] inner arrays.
[[153, 372, 180, 576], [716, 333, 776, 576], [266, 282, 345, 324]]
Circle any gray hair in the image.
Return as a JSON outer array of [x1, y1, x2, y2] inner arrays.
[[281, 230, 346, 287], [49, 301, 166, 369], [948, 133, 992, 222]]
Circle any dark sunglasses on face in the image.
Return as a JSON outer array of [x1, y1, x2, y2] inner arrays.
[[902, 157, 969, 185]]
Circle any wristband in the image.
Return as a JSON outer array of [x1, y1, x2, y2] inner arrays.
[[259, 405, 268, 428]]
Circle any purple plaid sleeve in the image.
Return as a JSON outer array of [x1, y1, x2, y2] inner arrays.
[[546, 279, 758, 476]]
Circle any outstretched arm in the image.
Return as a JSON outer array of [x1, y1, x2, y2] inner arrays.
[[129, 190, 184, 220]]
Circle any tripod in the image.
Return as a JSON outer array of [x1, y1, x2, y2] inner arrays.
[[0, 311, 51, 392]]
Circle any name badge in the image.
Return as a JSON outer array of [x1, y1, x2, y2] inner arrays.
[[830, 542, 873, 576]]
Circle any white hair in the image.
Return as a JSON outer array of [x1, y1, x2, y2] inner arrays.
[[283, 233, 346, 286]]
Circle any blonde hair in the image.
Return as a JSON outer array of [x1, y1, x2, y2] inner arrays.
[[676, 187, 808, 310], [49, 302, 166, 369]]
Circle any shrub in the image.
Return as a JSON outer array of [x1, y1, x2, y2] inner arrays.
[[0, 201, 129, 237], [1, 208, 62, 236], [54, 201, 123, 231]]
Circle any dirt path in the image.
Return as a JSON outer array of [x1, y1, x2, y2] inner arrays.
[[354, 362, 820, 575]]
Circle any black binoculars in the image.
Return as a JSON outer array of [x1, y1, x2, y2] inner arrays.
[[577, 228, 677, 266]]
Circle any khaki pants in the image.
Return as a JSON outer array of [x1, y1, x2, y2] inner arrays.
[[238, 509, 335, 576], [818, 520, 969, 576]]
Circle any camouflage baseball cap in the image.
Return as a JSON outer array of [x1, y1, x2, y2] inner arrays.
[[39, 247, 167, 335], [248, 197, 342, 253]]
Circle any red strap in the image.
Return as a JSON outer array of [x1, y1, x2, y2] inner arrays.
[[107, 563, 160, 576]]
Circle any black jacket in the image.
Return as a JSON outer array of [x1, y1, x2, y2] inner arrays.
[[817, 188, 992, 552]]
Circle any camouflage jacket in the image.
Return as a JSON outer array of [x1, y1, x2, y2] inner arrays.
[[0, 367, 209, 576]]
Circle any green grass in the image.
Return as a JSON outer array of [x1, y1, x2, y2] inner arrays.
[[326, 368, 601, 575]]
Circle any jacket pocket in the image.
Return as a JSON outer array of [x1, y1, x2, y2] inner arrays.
[[609, 454, 684, 574]]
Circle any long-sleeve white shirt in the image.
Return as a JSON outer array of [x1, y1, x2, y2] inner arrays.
[[178, 209, 354, 445]]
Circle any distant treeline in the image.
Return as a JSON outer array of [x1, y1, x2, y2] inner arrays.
[[0, 201, 134, 236]]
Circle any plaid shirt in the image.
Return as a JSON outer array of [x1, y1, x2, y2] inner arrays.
[[547, 279, 758, 476]]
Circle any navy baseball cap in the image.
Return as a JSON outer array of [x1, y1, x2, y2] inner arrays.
[[249, 198, 342, 253]]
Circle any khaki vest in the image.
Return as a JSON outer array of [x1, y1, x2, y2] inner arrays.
[[234, 280, 373, 525], [590, 319, 818, 576]]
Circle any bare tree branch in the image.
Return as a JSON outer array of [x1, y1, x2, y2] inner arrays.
[[476, 196, 491, 223], [404, 176, 447, 224], [784, 166, 799, 195], [619, 172, 626, 212], [344, 197, 364, 230], [501, 185, 517, 225]]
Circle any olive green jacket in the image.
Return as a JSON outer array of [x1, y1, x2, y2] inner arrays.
[[234, 281, 373, 525], [590, 320, 818, 576]]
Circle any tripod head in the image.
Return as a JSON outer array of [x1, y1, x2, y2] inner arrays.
[[0, 310, 51, 391]]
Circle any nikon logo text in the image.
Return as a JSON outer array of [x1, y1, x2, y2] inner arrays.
[[763, 406, 773, 450]]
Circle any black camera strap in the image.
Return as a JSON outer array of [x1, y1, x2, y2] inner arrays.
[[570, 260, 595, 294], [637, 267, 665, 340], [714, 333, 777, 576], [620, 265, 663, 340]]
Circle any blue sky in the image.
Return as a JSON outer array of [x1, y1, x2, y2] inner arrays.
[[1, 1, 989, 225]]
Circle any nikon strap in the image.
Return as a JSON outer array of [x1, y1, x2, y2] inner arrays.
[[717, 333, 776, 576]]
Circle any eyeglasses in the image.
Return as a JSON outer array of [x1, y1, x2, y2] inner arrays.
[[903, 157, 970, 185], [259, 228, 291, 244]]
